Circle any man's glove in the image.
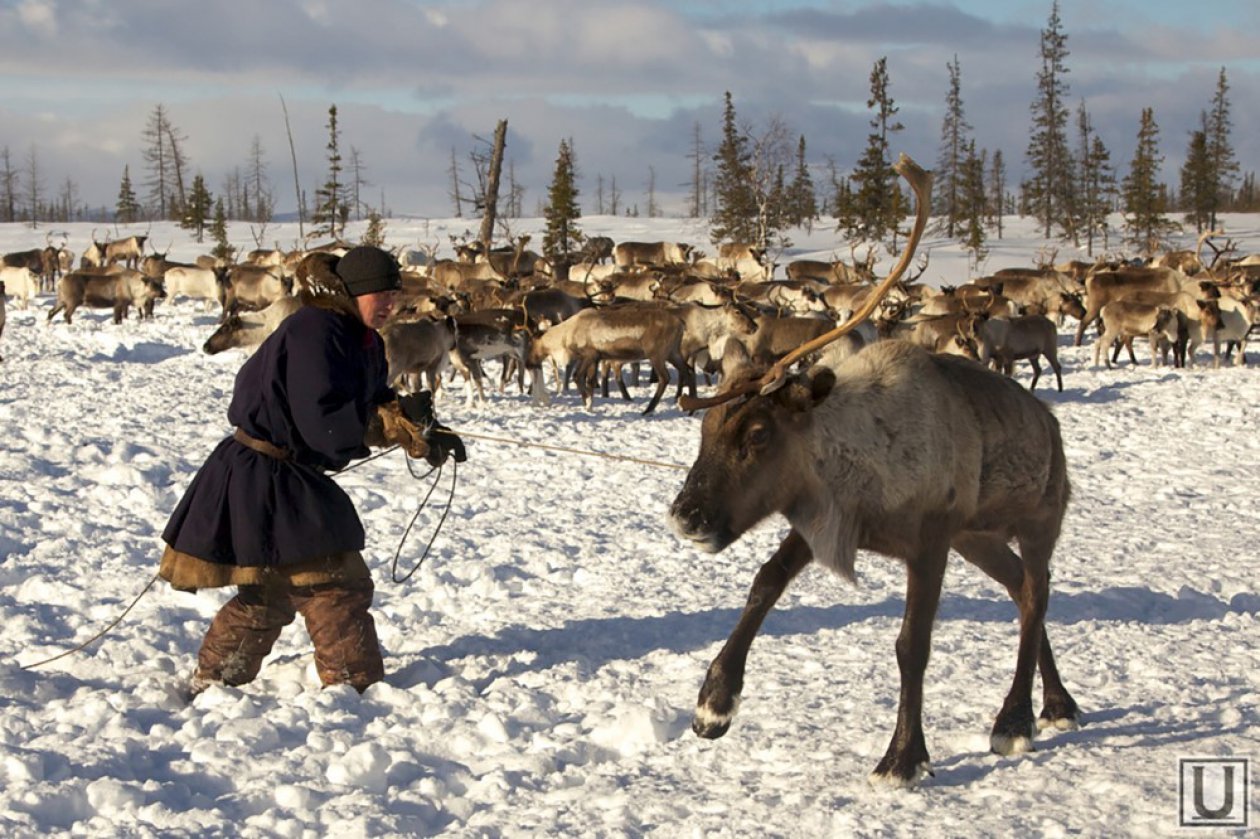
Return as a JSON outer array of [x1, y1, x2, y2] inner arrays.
[[397, 391, 435, 428], [368, 401, 430, 460], [426, 422, 467, 466], [398, 390, 466, 467]]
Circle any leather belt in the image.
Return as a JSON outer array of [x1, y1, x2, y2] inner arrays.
[[233, 428, 292, 461]]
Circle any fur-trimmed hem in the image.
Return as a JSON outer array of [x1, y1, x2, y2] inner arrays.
[[159, 545, 370, 592]]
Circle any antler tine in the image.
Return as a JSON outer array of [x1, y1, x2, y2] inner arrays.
[[676, 377, 764, 412]]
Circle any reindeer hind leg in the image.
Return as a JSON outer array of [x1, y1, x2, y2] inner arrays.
[[953, 530, 1079, 753]]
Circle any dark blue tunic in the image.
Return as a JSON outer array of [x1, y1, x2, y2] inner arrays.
[[163, 304, 392, 569]]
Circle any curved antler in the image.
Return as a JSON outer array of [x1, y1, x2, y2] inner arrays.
[[679, 154, 932, 411], [1196, 228, 1225, 273]]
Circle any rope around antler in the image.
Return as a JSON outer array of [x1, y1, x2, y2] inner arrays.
[[678, 154, 934, 412]]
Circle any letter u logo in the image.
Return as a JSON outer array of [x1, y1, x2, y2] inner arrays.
[[1192, 765, 1235, 820]]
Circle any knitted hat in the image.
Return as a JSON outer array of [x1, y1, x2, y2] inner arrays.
[[335, 246, 401, 296]]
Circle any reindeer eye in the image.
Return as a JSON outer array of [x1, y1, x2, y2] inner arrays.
[[746, 424, 770, 448]]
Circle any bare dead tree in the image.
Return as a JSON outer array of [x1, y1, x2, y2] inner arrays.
[[247, 134, 273, 223], [609, 174, 621, 216], [348, 146, 369, 221], [166, 120, 190, 219], [686, 120, 706, 218], [1, 145, 17, 223], [746, 114, 795, 266], [279, 93, 304, 240], [477, 119, 507, 254], [24, 146, 42, 228], [507, 159, 524, 218], [448, 147, 465, 217]]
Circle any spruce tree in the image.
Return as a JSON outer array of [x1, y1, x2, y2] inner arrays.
[[1235, 171, 1257, 212], [312, 104, 344, 240], [542, 139, 583, 267], [959, 140, 988, 269], [710, 91, 756, 244], [209, 198, 233, 262], [1205, 67, 1238, 226], [935, 54, 971, 236], [831, 170, 857, 232], [1122, 107, 1175, 255], [115, 165, 141, 224], [181, 173, 214, 242], [1077, 102, 1115, 255], [768, 163, 788, 235], [362, 210, 386, 247], [1025, 1, 1076, 240], [988, 149, 1006, 239], [786, 135, 817, 230], [1180, 115, 1214, 233], [848, 57, 903, 242]]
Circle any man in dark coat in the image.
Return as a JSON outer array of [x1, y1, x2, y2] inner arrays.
[[161, 245, 441, 697]]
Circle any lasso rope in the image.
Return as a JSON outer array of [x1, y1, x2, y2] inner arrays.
[[390, 457, 458, 583], [451, 429, 688, 471], [15, 430, 684, 671], [18, 572, 160, 670]]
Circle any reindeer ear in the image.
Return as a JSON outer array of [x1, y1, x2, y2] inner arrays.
[[809, 368, 836, 404], [780, 369, 835, 411]]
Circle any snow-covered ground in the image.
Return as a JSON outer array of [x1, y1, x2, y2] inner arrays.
[[1, 214, 1258, 837]]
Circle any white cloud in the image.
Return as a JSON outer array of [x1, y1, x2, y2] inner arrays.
[[17, 0, 57, 36]]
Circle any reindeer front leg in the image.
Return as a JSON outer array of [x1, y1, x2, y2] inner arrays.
[[693, 530, 812, 738]]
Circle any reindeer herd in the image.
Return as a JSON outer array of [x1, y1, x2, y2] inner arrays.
[[3, 220, 1259, 410]]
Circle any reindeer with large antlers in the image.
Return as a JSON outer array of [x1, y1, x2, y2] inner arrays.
[[668, 156, 1081, 787]]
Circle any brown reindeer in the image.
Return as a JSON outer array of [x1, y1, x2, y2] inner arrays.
[[527, 304, 693, 413], [669, 341, 1080, 786]]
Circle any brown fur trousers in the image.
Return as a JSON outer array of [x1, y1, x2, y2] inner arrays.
[[193, 576, 384, 694]]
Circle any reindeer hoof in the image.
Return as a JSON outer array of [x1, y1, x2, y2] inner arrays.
[[1037, 701, 1082, 732], [1036, 715, 1080, 733], [870, 759, 934, 789], [991, 703, 1037, 755], [692, 698, 739, 739], [990, 731, 1036, 756], [872, 737, 933, 788]]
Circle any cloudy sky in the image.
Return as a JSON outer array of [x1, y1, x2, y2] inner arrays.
[[0, 0, 1255, 219]]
